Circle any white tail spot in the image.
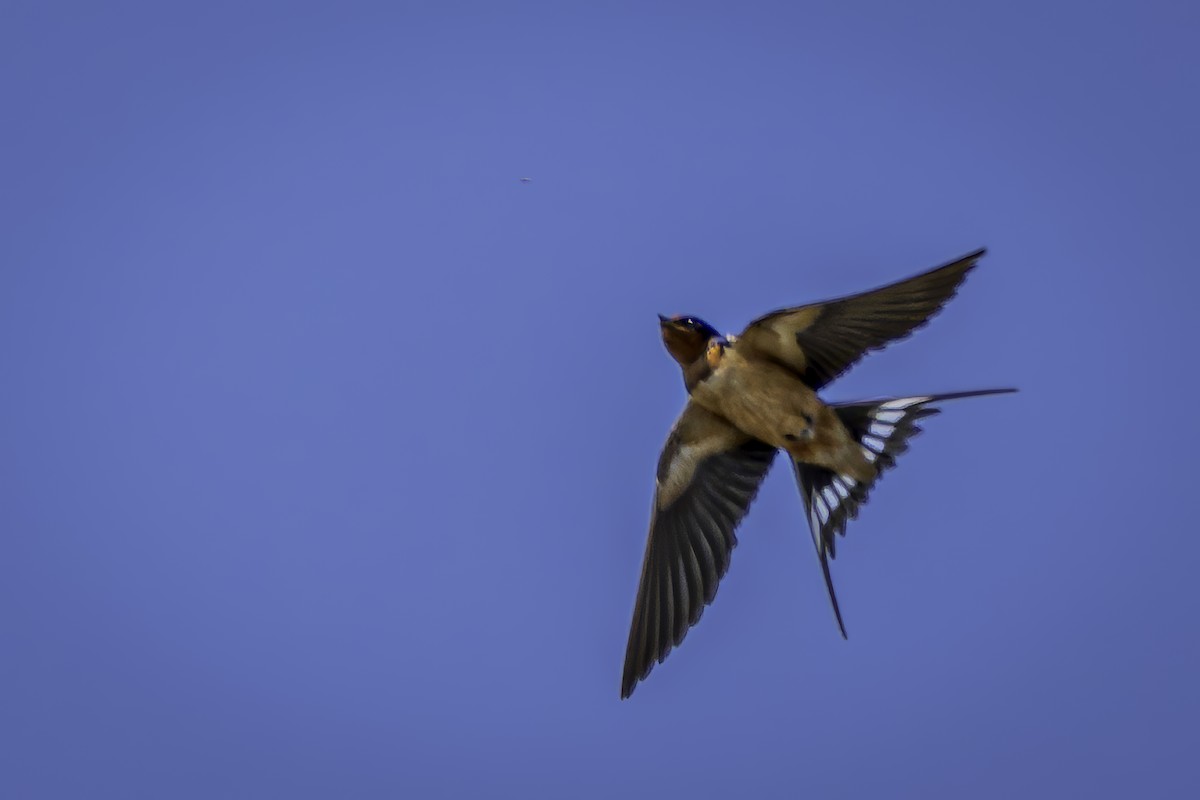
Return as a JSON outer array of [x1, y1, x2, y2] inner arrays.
[[832, 478, 852, 500], [812, 492, 830, 525], [821, 486, 839, 509], [869, 421, 894, 439], [880, 396, 930, 411], [861, 434, 885, 452]]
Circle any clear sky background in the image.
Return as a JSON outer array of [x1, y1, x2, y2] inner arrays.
[[3, 2, 1198, 797]]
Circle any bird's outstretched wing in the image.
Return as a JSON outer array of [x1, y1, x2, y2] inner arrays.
[[621, 402, 776, 699], [736, 249, 986, 389]]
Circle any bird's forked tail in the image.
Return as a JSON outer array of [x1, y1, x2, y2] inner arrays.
[[792, 388, 1016, 638]]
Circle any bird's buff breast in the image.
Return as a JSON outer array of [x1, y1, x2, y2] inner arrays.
[[690, 351, 817, 447]]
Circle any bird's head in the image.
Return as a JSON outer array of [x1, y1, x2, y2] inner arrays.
[[658, 314, 721, 368]]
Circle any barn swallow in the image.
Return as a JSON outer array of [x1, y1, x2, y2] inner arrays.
[[621, 248, 1015, 699]]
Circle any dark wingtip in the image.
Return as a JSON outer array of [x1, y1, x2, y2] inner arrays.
[[931, 247, 987, 279], [918, 248, 987, 285], [620, 654, 641, 699], [946, 247, 987, 266], [620, 671, 638, 700]]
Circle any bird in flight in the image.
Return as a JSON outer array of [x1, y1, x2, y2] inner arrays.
[[621, 248, 1015, 699]]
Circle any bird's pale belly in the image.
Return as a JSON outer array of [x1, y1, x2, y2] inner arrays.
[[691, 353, 870, 478]]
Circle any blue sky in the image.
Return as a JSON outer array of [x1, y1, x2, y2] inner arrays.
[[2, 1, 1198, 797]]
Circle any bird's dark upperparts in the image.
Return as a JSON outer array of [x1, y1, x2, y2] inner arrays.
[[622, 247, 1015, 699]]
